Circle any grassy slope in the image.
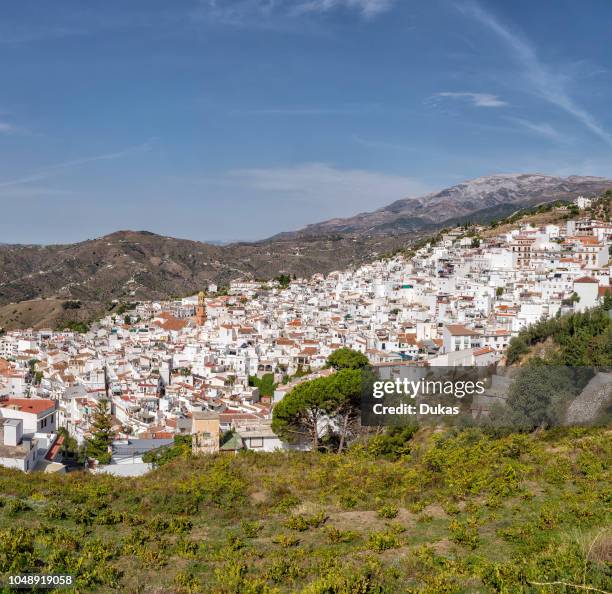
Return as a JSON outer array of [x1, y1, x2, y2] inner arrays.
[[0, 299, 103, 332], [0, 427, 609, 593], [479, 208, 569, 239]]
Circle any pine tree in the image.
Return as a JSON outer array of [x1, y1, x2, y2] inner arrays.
[[86, 399, 114, 464]]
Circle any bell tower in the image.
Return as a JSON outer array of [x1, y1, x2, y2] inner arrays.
[[196, 291, 207, 326]]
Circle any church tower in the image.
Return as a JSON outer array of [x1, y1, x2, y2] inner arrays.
[[196, 291, 207, 326]]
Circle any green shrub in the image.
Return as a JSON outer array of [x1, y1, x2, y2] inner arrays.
[[241, 520, 262, 538], [338, 494, 358, 509], [301, 568, 384, 594], [175, 538, 199, 559], [4, 498, 31, 516], [367, 530, 402, 552], [174, 571, 201, 594], [307, 511, 328, 528], [376, 504, 399, 519], [43, 503, 68, 520], [0, 528, 36, 573], [272, 533, 300, 547], [95, 509, 123, 525], [265, 555, 305, 583], [449, 517, 480, 549], [325, 527, 357, 544], [274, 494, 301, 513], [284, 514, 310, 531]]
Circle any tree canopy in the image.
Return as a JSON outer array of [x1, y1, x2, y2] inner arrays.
[[503, 363, 577, 431], [271, 367, 367, 451], [85, 399, 114, 464], [506, 301, 612, 366], [326, 348, 370, 371], [272, 376, 334, 449], [248, 373, 277, 398]]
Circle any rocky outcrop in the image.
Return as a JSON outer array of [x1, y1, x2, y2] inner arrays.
[[565, 372, 612, 425]]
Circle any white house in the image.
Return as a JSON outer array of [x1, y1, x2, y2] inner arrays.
[[443, 324, 479, 353], [235, 420, 284, 452], [0, 397, 58, 472], [574, 196, 592, 210], [573, 277, 600, 312]]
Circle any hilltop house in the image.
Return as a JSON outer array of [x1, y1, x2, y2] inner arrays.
[[0, 397, 58, 472]]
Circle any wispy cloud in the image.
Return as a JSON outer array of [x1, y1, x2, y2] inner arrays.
[[508, 118, 570, 144], [190, 162, 430, 217], [352, 134, 419, 151], [0, 26, 88, 45], [231, 104, 380, 116], [0, 142, 152, 189], [459, 1, 612, 147], [195, 0, 395, 27], [0, 186, 75, 199], [0, 122, 19, 135], [436, 92, 507, 107], [224, 162, 427, 195], [294, 0, 396, 18]]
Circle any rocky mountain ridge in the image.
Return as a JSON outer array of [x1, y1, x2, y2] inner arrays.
[[279, 174, 611, 237]]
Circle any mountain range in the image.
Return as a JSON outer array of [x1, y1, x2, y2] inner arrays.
[[0, 173, 610, 329], [277, 173, 611, 237]]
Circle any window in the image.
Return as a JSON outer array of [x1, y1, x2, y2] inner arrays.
[[249, 437, 263, 448]]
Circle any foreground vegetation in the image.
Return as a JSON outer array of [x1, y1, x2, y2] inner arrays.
[[507, 295, 612, 367], [0, 427, 609, 593]]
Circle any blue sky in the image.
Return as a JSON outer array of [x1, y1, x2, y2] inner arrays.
[[1, 0, 611, 244]]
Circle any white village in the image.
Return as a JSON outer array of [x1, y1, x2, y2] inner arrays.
[[1, 197, 610, 474]]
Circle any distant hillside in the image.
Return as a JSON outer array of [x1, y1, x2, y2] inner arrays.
[[0, 230, 412, 328], [0, 298, 102, 332], [278, 174, 612, 238], [1, 173, 610, 330]]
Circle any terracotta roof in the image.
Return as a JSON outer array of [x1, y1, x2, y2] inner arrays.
[[153, 315, 188, 332], [574, 277, 599, 284], [566, 236, 600, 245], [299, 347, 318, 356], [0, 398, 55, 415], [445, 324, 479, 337], [474, 347, 495, 356], [398, 334, 418, 345], [45, 435, 63, 461]]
